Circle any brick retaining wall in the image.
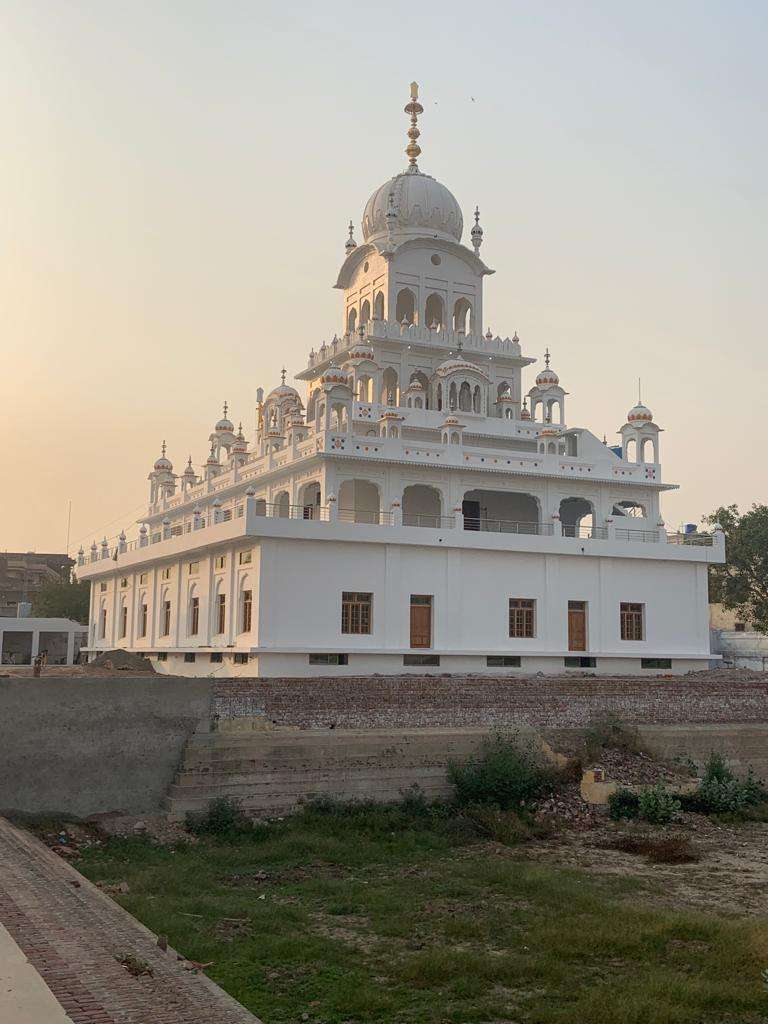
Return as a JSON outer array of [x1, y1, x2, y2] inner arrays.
[[213, 670, 768, 731]]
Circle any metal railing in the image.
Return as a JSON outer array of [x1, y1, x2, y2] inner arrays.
[[667, 532, 714, 547], [402, 513, 456, 529], [463, 518, 554, 536], [615, 528, 659, 543], [337, 507, 395, 526], [562, 524, 609, 540]]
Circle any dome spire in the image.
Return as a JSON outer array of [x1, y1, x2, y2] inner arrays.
[[404, 81, 423, 171], [345, 220, 357, 256], [471, 206, 484, 254]]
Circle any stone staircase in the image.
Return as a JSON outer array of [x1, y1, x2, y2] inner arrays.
[[166, 727, 497, 820]]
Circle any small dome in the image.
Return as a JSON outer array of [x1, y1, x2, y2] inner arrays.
[[535, 367, 559, 388], [153, 442, 172, 472], [321, 364, 350, 386], [520, 403, 531, 421], [182, 456, 196, 478], [362, 169, 463, 245], [346, 344, 376, 363], [442, 416, 461, 426], [627, 402, 653, 424], [539, 426, 560, 438], [435, 356, 489, 380], [266, 383, 300, 403], [405, 379, 424, 391]]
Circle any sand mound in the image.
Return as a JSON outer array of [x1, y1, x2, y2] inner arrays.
[[86, 649, 156, 674]]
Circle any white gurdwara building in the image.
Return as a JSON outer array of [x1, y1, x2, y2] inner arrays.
[[78, 84, 724, 677]]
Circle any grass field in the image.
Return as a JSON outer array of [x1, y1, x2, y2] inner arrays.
[[74, 800, 768, 1024]]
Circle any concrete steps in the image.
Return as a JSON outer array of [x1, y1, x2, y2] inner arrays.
[[166, 727, 490, 820]]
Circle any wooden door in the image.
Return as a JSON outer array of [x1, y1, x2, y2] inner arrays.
[[568, 601, 587, 651], [410, 596, 432, 648]]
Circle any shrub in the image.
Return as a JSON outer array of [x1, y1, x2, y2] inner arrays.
[[609, 834, 700, 864], [608, 787, 640, 821], [679, 754, 768, 816], [637, 784, 680, 825], [448, 735, 555, 810], [185, 796, 252, 836]]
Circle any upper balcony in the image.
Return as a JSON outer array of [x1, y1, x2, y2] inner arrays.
[[76, 496, 724, 578]]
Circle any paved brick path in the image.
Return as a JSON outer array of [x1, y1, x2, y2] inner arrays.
[[0, 818, 261, 1024]]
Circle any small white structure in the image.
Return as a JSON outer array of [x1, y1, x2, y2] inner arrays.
[[76, 84, 724, 677], [0, 617, 88, 666]]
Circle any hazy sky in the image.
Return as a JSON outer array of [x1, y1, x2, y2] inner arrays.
[[1, 0, 766, 553]]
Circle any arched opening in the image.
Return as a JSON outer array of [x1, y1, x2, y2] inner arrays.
[[449, 382, 458, 410], [462, 490, 540, 533], [559, 497, 595, 537], [274, 491, 290, 518], [347, 307, 357, 333], [403, 484, 443, 528], [253, 498, 267, 517], [381, 367, 399, 406], [641, 437, 656, 463], [338, 479, 381, 524], [373, 291, 385, 321], [356, 376, 373, 403], [187, 584, 199, 637], [547, 442, 556, 454], [473, 385, 482, 414], [458, 381, 472, 412], [453, 297, 472, 333], [624, 437, 637, 462], [300, 481, 322, 519], [425, 293, 444, 330], [306, 389, 318, 422], [436, 382, 442, 411], [613, 499, 648, 519], [546, 398, 563, 424], [395, 288, 416, 325], [451, 431, 460, 444], [360, 299, 371, 326], [331, 402, 348, 430]]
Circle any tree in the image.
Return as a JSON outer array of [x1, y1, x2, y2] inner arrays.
[[705, 504, 768, 633], [32, 577, 91, 624]]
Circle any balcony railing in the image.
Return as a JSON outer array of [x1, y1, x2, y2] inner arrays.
[[667, 532, 714, 547], [562, 524, 609, 540], [464, 518, 555, 536], [615, 528, 660, 543]]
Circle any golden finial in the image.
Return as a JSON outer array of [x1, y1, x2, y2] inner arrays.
[[404, 81, 423, 170]]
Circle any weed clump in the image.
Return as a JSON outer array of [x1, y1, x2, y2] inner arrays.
[[185, 796, 253, 837], [680, 754, 768, 818], [609, 834, 700, 864], [608, 787, 640, 821], [448, 734, 556, 811], [608, 784, 680, 824], [584, 714, 640, 761]]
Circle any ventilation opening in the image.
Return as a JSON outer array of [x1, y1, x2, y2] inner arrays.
[[641, 658, 672, 670], [564, 656, 596, 668], [309, 653, 349, 665], [486, 656, 522, 668], [403, 654, 440, 666]]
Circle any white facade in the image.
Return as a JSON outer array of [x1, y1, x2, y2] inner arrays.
[[77, 83, 724, 677]]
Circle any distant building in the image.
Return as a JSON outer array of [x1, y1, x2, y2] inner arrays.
[[710, 603, 767, 670], [0, 616, 88, 665], [0, 553, 75, 617]]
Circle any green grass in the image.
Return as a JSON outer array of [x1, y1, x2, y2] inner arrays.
[[74, 802, 768, 1024]]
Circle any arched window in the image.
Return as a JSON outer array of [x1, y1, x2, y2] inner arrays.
[[436, 382, 442, 411], [559, 497, 595, 537], [381, 367, 399, 406], [360, 299, 371, 326], [347, 307, 357, 333], [625, 437, 637, 462], [458, 381, 472, 411], [395, 288, 415, 324], [613, 499, 647, 519], [425, 293, 444, 329], [449, 382, 458, 410], [641, 437, 656, 463], [547, 442, 556, 454], [274, 491, 290, 518], [338, 479, 381, 524], [373, 291, 385, 321], [451, 431, 460, 444], [453, 297, 472, 333], [473, 385, 482, 414], [306, 389, 317, 421], [402, 484, 443, 528]]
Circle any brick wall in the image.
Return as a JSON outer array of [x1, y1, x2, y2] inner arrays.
[[213, 670, 768, 731]]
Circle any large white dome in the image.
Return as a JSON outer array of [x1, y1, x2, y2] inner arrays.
[[362, 168, 463, 245]]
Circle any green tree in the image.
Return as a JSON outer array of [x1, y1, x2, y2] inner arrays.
[[705, 504, 768, 632], [32, 577, 91, 624]]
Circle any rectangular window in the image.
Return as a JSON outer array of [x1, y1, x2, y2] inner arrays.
[[238, 550, 252, 565], [233, 652, 248, 664], [138, 603, 148, 638], [308, 653, 349, 665], [189, 596, 199, 636], [188, 561, 199, 575], [564, 656, 597, 668], [341, 591, 372, 635], [734, 623, 746, 632], [99, 608, 107, 639], [214, 555, 226, 571], [216, 593, 226, 634], [139, 572, 148, 585], [487, 655, 521, 667], [620, 602, 645, 641], [403, 654, 440, 667], [161, 600, 171, 636], [120, 577, 128, 588], [161, 567, 172, 581], [155, 652, 167, 662], [119, 605, 127, 639], [184, 652, 196, 663], [641, 657, 672, 670], [241, 590, 252, 633], [210, 652, 223, 663], [508, 599, 535, 638], [99, 582, 107, 593]]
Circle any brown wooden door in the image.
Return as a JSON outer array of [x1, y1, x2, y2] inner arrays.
[[568, 601, 587, 651], [410, 596, 432, 648]]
